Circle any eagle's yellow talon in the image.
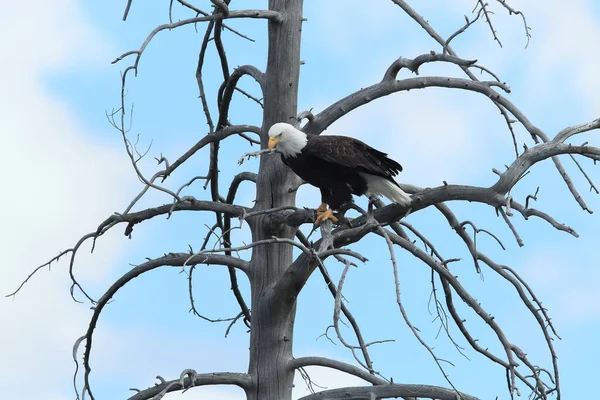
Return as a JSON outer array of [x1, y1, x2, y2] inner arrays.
[[315, 208, 338, 226]]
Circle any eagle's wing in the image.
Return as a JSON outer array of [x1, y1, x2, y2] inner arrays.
[[304, 135, 402, 178]]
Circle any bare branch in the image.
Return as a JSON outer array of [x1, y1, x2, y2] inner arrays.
[[400, 221, 445, 260], [304, 73, 513, 135], [187, 265, 237, 323], [227, 172, 257, 203], [6, 248, 75, 298], [195, 19, 216, 133], [444, 9, 484, 53], [107, 106, 181, 204], [117, 198, 248, 236], [175, 0, 256, 41], [569, 154, 599, 194], [186, 237, 311, 263], [224, 172, 258, 325], [122, 0, 133, 21], [206, 14, 231, 204], [554, 117, 600, 143], [381, 53, 477, 82], [112, 11, 283, 68], [498, 207, 524, 247], [376, 226, 460, 394], [162, 125, 261, 181], [9, 229, 111, 303], [210, 0, 229, 16], [315, 259, 380, 376], [296, 109, 316, 125], [235, 86, 264, 108], [297, 383, 479, 400], [332, 255, 379, 374], [389, 0, 491, 82], [460, 220, 506, 252], [475, 0, 503, 47], [290, 357, 386, 386], [238, 148, 276, 165], [217, 65, 266, 129], [128, 372, 251, 400], [496, 0, 532, 47]]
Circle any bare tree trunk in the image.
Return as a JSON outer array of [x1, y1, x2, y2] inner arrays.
[[246, 1, 303, 399]]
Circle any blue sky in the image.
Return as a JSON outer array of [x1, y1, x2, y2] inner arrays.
[[2, 1, 599, 399]]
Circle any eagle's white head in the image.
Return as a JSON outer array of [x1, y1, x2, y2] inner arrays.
[[268, 122, 308, 157]]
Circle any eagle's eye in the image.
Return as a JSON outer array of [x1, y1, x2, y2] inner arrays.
[[277, 133, 283, 137]]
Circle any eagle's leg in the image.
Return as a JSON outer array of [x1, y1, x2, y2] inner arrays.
[[367, 196, 378, 216], [315, 205, 338, 225]]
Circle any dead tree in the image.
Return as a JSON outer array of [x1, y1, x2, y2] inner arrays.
[[10, 1, 600, 399]]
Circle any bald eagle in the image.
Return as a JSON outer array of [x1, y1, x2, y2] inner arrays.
[[268, 123, 411, 224]]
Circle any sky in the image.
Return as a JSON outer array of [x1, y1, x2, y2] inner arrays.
[[1, 0, 599, 399]]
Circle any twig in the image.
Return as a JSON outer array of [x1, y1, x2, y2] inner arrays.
[[238, 148, 275, 165], [444, 8, 484, 53], [475, 0, 503, 47], [498, 207, 524, 247]]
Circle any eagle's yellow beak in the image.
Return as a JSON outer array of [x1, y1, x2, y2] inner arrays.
[[268, 136, 280, 150]]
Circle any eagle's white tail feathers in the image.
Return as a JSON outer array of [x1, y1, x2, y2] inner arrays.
[[360, 173, 411, 207]]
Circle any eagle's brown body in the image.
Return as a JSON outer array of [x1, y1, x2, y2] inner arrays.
[[281, 134, 403, 210]]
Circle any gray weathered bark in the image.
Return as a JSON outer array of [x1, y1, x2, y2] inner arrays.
[[246, 1, 304, 399]]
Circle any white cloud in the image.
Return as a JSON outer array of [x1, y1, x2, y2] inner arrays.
[[0, 1, 131, 399], [0, 0, 111, 71]]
